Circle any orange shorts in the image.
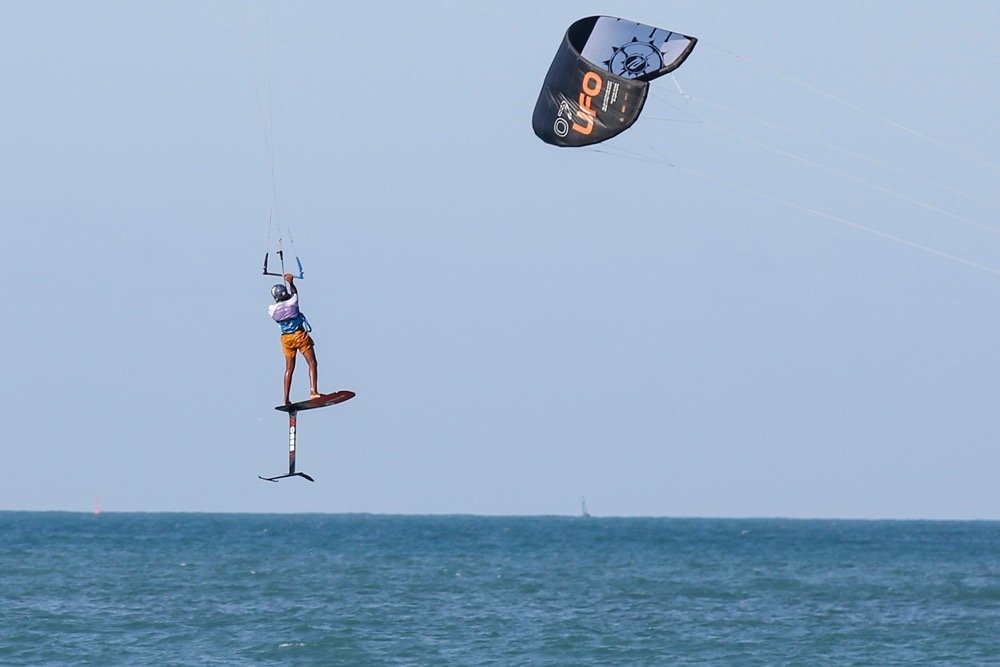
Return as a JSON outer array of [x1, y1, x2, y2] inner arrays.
[[280, 330, 314, 358]]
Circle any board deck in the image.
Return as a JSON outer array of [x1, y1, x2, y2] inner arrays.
[[275, 390, 355, 412]]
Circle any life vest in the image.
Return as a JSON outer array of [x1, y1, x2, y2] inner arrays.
[[269, 295, 311, 334]]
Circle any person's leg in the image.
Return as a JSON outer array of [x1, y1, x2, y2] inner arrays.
[[302, 346, 320, 398], [283, 354, 296, 405]]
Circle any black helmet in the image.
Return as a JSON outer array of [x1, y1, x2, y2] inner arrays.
[[271, 284, 290, 301]]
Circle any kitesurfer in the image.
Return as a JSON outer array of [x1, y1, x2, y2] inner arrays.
[[269, 273, 320, 405]]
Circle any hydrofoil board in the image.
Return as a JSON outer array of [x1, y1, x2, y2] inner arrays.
[[275, 390, 355, 412]]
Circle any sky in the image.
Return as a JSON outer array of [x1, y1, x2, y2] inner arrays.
[[1, 1, 998, 518]]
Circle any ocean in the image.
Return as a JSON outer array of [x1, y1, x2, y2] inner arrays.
[[1, 513, 997, 664]]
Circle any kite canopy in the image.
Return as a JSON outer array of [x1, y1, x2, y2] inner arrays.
[[532, 16, 697, 147]]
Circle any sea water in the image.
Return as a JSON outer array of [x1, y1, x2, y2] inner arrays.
[[1, 513, 997, 664]]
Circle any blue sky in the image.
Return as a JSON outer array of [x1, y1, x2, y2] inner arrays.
[[2, 1, 998, 518]]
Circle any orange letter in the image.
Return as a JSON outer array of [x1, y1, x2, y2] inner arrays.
[[571, 110, 594, 135], [582, 71, 603, 96]]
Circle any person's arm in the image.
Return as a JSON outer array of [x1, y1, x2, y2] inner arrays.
[[284, 273, 298, 297]]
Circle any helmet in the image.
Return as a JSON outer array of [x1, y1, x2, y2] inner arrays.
[[271, 284, 290, 301]]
